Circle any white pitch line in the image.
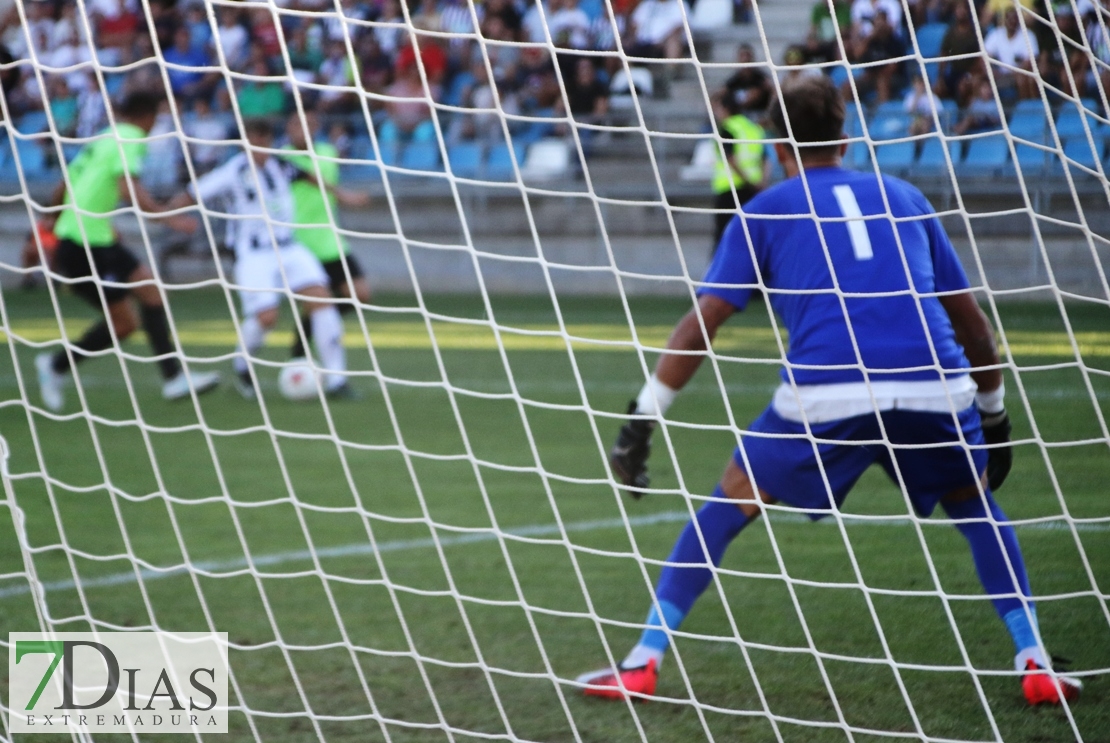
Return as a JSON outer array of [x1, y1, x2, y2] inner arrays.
[[0, 510, 1105, 601]]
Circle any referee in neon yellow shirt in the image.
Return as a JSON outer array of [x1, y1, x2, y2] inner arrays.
[[281, 111, 372, 359], [35, 91, 220, 411]]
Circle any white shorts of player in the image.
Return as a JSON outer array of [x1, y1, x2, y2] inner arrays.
[[234, 243, 328, 318], [772, 375, 978, 424]]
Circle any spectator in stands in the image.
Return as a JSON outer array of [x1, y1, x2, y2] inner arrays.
[[801, 29, 839, 66], [782, 45, 823, 84], [483, 0, 525, 39], [952, 78, 1001, 133], [983, 7, 1039, 99], [1037, 3, 1087, 98], [380, 62, 436, 146], [811, 0, 852, 44], [935, 0, 981, 104], [163, 26, 218, 107], [287, 24, 325, 80], [719, 43, 772, 115], [355, 33, 394, 101], [589, 0, 626, 75], [75, 73, 108, 139], [216, 6, 250, 69], [87, 0, 140, 66], [522, 0, 551, 44], [395, 24, 449, 90], [317, 39, 357, 113], [844, 9, 906, 103], [236, 58, 287, 117], [627, 0, 692, 59], [549, 0, 593, 49], [250, 7, 282, 57], [482, 15, 525, 82], [183, 4, 211, 54], [851, 0, 904, 38], [563, 56, 610, 147], [375, 0, 406, 56], [710, 94, 766, 250], [446, 60, 520, 145], [1075, 0, 1110, 98], [979, 0, 1035, 29], [903, 73, 942, 134], [184, 96, 229, 175], [47, 76, 78, 137]]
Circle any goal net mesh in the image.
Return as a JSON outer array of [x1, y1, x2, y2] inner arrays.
[[0, 0, 1107, 740]]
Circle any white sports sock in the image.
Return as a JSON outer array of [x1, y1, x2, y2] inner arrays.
[[1015, 646, 1049, 671], [622, 644, 665, 671], [310, 306, 347, 390], [235, 316, 267, 374]]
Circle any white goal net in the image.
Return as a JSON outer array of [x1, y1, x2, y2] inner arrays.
[[0, 0, 1107, 740]]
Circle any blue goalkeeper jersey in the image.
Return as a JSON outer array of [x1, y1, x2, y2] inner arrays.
[[701, 166, 972, 386]]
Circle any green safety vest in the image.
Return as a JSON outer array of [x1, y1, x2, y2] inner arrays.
[[712, 114, 765, 195]]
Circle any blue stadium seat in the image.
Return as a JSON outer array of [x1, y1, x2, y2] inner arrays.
[[844, 103, 864, 136], [1054, 108, 1089, 140], [579, 0, 604, 20], [340, 162, 381, 183], [1062, 135, 1104, 171], [827, 64, 850, 89], [485, 141, 525, 181], [916, 135, 954, 173], [939, 99, 959, 131], [400, 141, 442, 171], [12, 138, 47, 177], [15, 111, 48, 135], [1008, 113, 1047, 142], [1008, 141, 1049, 176], [868, 111, 910, 140], [913, 22, 948, 59], [845, 141, 871, 169], [1013, 99, 1050, 117], [442, 71, 475, 108], [874, 140, 915, 172], [959, 134, 1009, 174], [873, 100, 905, 118], [447, 142, 483, 178]]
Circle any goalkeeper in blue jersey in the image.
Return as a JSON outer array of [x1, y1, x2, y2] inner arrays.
[[578, 75, 1081, 708]]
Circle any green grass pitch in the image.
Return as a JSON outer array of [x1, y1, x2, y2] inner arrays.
[[0, 287, 1106, 742]]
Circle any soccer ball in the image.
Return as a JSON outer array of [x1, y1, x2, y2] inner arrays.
[[278, 362, 320, 401]]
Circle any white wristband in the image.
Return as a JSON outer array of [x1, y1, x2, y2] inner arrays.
[[975, 382, 1005, 414], [635, 374, 678, 417]]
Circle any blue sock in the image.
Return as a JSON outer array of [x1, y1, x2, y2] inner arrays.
[[942, 492, 1036, 654], [637, 489, 751, 653]]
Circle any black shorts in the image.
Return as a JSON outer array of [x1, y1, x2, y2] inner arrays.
[[53, 239, 141, 306], [321, 254, 364, 295]]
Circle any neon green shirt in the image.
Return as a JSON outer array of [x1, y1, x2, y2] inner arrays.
[[281, 142, 347, 262], [54, 122, 147, 247], [713, 114, 765, 195]]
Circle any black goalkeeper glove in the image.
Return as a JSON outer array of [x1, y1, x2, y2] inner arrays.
[[610, 400, 655, 498], [980, 408, 1013, 491]]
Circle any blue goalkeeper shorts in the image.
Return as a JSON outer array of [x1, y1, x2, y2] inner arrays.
[[732, 405, 988, 518]]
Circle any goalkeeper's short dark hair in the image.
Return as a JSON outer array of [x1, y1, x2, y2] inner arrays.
[[117, 90, 163, 119], [767, 76, 846, 158]]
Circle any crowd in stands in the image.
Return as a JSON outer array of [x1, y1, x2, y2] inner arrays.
[[0, 0, 719, 182], [780, 0, 1110, 119]]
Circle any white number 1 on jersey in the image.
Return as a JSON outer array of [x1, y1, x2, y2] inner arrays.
[[832, 185, 874, 260]]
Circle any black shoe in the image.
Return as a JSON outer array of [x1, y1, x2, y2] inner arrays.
[[325, 382, 360, 400]]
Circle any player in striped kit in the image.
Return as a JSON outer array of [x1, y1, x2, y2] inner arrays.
[[170, 119, 353, 400]]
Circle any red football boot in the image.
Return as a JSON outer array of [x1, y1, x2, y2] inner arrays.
[[1022, 659, 1082, 706], [576, 659, 659, 701]]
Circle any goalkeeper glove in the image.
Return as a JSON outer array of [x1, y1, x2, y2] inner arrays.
[[610, 400, 654, 498], [979, 408, 1013, 491]]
